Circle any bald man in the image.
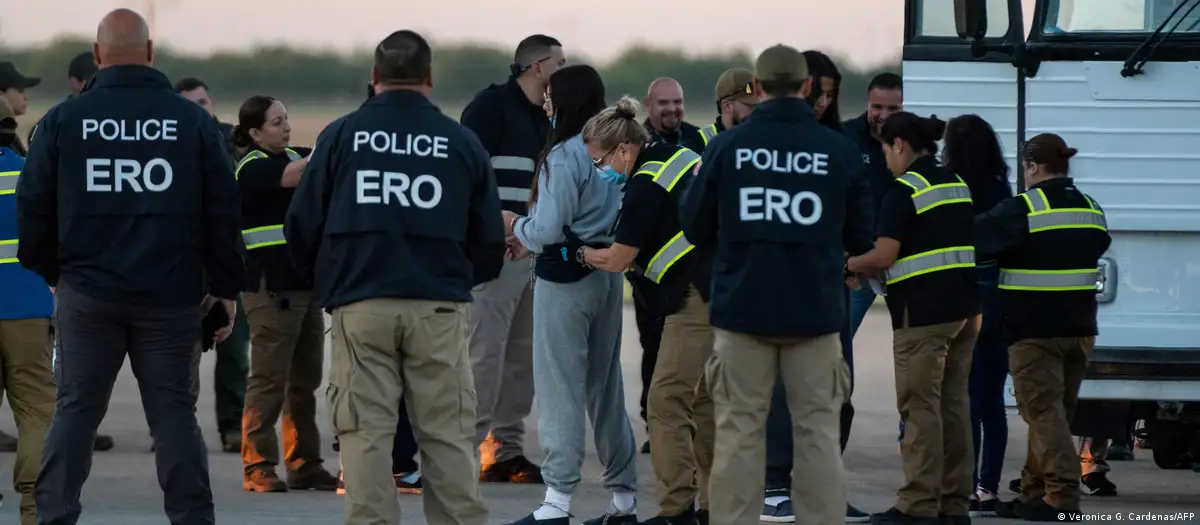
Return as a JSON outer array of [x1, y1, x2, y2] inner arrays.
[[20, 8, 244, 524]]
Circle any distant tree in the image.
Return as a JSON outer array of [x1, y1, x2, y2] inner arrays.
[[2, 37, 898, 116]]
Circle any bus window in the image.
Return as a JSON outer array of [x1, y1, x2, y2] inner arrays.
[[914, 0, 1011, 37], [1044, 0, 1200, 33]]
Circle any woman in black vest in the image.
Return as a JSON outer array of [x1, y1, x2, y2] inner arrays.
[[847, 112, 981, 525], [233, 95, 337, 493]]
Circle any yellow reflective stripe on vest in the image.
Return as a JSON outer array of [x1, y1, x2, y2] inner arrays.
[[647, 149, 701, 192], [1020, 188, 1107, 233], [885, 246, 975, 285], [998, 268, 1099, 292], [235, 149, 302, 180], [0, 239, 17, 264], [644, 231, 695, 284], [235, 150, 268, 180], [0, 170, 18, 195], [894, 171, 972, 215], [699, 125, 718, 146], [242, 225, 286, 250]]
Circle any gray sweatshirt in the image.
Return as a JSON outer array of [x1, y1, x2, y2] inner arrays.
[[513, 134, 622, 254]]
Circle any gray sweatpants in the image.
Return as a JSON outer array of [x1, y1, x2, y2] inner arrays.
[[533, 270, 637, 494], [469, 259, 536, 462]]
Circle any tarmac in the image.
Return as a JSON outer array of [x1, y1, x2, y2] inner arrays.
[[1, 307, 1198, 523]]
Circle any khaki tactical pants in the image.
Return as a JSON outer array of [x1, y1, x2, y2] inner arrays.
[[893, 316, 980, 518], [1011, 337, 1092, 511], [708, 328, 849, 525], [0, 318, 55, 525], [329, 299, 487, 525], [241, 288, 327, 476], [647, 286, 715, 515]]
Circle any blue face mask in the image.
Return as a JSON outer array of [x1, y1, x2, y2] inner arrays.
[[550, 115, 557, 130], [597, 166, 627, 185]]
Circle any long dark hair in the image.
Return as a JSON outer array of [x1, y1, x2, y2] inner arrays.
[[530, 65, 606, 206], [231, 95, 277, 158], [943, 114, 1010, 199], [803, 50, 843, 132]]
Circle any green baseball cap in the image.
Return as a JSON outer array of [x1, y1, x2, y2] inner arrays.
[[754, 44, 809, 83]]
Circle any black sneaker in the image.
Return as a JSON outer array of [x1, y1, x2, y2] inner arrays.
[[638, 510, 697, 525], [395, 471, 422, 494], [760, 498, 794, 523], [583, 512, 638, 525], [968, 489, 998, 517], [287, 465, 339, 491], [1081, 472, 1117, 496], [1014, 499, 1079, 522], [868, 507, 940, 525], [93, 434, 115, 452], [696, 509, 708, 525], [480, 455, 544, 484], [939, 515, 970, 525], [847, 503, 870, 523], [1008, 478, 1021, 493], [504, 514, 570, 525], [640, 440, 650, 454]]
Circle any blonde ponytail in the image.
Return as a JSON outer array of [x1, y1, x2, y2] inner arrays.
[[582, 96, 649, 150]]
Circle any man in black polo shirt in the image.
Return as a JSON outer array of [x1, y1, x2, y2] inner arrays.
[[460, 34, 565, 483]]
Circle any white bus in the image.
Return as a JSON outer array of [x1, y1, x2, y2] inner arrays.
[[903, 0, 1200, 469]]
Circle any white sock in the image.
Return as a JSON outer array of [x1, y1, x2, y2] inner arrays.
[[533, 488, 571, 520], [611, 491, 636, 515], [764, 495, 789, 507]]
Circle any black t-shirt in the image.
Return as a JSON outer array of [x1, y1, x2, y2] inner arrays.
[[613, 142, 706, 315], [237, 145, 313, 292], [876, 160, 979, 330]]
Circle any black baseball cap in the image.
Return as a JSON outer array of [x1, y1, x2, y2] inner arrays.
[[68, 52, 98, 82], [0, 62, 41, 91]]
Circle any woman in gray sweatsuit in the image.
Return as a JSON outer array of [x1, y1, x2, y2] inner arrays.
[[501, 65, 639, 525]]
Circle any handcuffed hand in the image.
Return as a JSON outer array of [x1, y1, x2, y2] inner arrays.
[[506, 235, 530, 260]]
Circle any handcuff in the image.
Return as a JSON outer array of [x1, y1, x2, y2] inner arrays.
[[576, 246, 594, 269]]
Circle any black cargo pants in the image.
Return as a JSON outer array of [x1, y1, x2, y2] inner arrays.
[[36, 284, 213, 525]]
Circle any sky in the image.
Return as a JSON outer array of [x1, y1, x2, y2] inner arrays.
[[0, 0, 913, 70]]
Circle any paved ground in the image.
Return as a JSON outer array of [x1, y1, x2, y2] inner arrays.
[[1, 307, 1198, 523]]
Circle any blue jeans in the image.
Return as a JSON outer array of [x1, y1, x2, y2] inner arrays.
[[765, 288, 857, 495], [969, 276, 1008, 494]]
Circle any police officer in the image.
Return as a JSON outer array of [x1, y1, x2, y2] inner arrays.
[[686, 68, 757, 154], [285, 29, 499, 525], [16, 8, 244, 524], [679, 44, 874, 525], [845, 112, 979, 525], [459, 34, 564, 483], [974, 133, 1110, 521], [233, 95, 338, 492]]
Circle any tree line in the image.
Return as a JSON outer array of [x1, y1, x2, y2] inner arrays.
[[4, 38, 899, 110]]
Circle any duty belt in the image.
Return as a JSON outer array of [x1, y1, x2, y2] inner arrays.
[[0, 170, 17, 195], [885, 247, 975, 285], [894, 171, 972, 215], [0, 239, 17, 264], [635, 148, 702, 284], [999, 187, 1107, 292]]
